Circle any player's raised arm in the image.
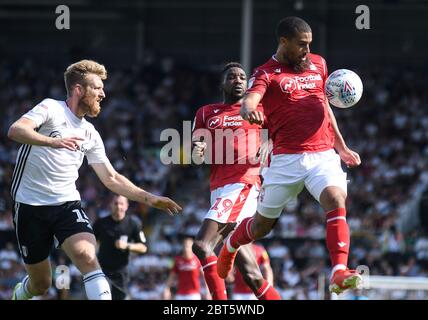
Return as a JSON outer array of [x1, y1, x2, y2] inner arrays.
[[8, 117, 83, 151], [90, 161, 182, 215], [240, 92, 264, 125]]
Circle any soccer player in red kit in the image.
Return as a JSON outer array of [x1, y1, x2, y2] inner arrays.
[[217, 17, 363, 295], [163, 236, 207, 300], [191, 62, 281, 300], [230, 243, 274, 300]]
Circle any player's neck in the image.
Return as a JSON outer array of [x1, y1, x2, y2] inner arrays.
[[273, 51, 289, 65], [111, 214, 124, 222], [66, 97, 85, 119], [183, 251, 193, 259], [223, 96, 242, 105]]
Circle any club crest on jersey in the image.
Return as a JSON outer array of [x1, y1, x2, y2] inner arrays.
[[207, 116, 222, 129]]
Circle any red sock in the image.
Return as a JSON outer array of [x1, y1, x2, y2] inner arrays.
[[326, 208, 350, 267], [201, 256, 227, 300], [255, 280, 281, 300], [229, 217, 255, 249]]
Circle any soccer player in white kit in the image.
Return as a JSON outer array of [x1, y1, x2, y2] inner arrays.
[[8, 60, 181, 300], [217, 17, 363, 295]]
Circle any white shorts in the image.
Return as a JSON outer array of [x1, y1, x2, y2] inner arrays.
[[258, 149, 347, 219], [175, 293, 201, 300], [232, 293, 257, 300], [205, 183, 259, 224]]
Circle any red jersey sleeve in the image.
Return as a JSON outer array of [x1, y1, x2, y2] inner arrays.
[[192, 106, 206, 141], [320, 57, 328, 83], [246, 69, 271, 97]]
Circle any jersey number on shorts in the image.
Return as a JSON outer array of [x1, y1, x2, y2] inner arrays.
[[211, 198, 233, 218], [73, 209, 92, 229]]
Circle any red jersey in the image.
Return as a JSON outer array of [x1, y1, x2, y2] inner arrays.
[[233, 244, 271, 294], [172, 254, 201, 295], [247, 53, 334, 154], [193, 102, 263, 191]]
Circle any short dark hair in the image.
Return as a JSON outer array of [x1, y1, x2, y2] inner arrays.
[[276, 16, 312, 40], [222, 62, 244, 78]]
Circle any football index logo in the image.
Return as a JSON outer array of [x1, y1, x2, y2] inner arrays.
[[208, 116, 222, 129]]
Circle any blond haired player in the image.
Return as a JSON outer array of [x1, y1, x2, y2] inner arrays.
[[8, 60, 181, 300]]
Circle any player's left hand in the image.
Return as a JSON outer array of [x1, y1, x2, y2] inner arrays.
[[147, 195, 182, 216], [338, 147, 361, 168], [246, 110, 264, 125], [115, 239, 128, 250]]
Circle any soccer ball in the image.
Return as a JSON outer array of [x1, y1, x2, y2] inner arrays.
[[325, 69, 363, 108]]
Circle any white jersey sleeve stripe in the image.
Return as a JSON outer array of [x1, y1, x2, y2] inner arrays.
[[11, 144, 32, 201], [10, 145, 26, 187]]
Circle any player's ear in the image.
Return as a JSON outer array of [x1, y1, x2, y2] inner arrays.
[[75, 84, 84, 97], [279, 36, 288, 47]]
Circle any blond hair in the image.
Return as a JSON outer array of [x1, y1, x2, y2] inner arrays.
[[64, 59, 107, 96]]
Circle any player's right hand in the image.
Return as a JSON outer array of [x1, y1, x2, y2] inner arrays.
[[147, 195, 182, 216], [338, 147, 361, 168], [193, 141, 207, 158], [245, 110, 264, 125], [50, 136, 84, 151], [162, 288, 171, 300]]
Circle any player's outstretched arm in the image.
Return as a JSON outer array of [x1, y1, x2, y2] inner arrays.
[[241, 93, 264, 125], [326, 102, 361, 168], [91, 162, 182, 215], [162, 272, 176, 300], [8, 117, 83, 151]]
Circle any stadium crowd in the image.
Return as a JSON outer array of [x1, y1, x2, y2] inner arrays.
[[1, 55, 428, 299]]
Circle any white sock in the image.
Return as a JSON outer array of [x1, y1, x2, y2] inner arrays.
[[83, 270, 111, 300], [330, 264, 347, 280], [14, 275, 34, 300]]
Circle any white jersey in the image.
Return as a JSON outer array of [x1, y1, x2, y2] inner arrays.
[[11, 98, 109, 205]]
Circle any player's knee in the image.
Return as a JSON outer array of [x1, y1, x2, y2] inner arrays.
[[30, 276, 52, 296], [192, 240, 212, 259], [320, 187, 347, 210], [251, 221, 272, 239], [252, 228, 268, 239], [241, 270, 264, 290], [330, 194, 346, 209], [74, 249, 98, 269]]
